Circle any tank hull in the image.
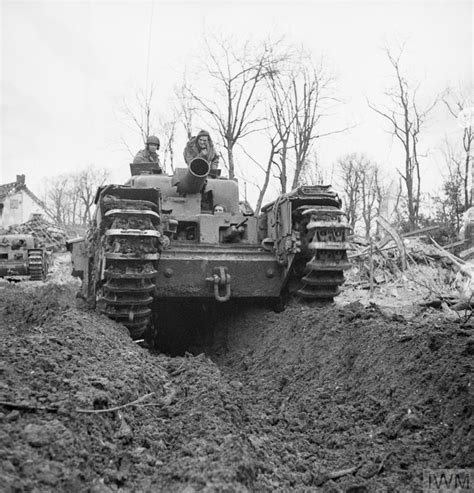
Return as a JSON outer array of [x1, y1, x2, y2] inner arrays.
[[70, 170, 350, 339], [0, 235, 48, 281], [155, 245, 284, 298], [0, 261, 29, 277]]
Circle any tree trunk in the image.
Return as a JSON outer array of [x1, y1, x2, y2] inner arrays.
[[255, 144, 277, 215], [227, 146, 235, 180], [280, 141, 288, 194]]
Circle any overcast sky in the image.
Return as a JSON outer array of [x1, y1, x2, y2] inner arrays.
[[1, 0, 472, 206]]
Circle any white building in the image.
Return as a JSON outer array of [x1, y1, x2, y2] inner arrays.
[[0, 175, 49, 229]]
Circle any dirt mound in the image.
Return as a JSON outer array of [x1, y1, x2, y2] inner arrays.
[[0, 260, 472, 491], [0, 282, 265, 491], [214, 300, 473, 490]]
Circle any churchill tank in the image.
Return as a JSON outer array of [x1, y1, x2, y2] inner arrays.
[[0, 234, 49, 281], [69, 158, 351, 340]]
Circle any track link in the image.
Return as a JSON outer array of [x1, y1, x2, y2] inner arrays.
[[28, 249, 44, 281], [297, 206, 351, 300], [99, 204, 161, 339]]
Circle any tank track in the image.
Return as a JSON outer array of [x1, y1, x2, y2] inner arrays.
[[98, 199, 161, 339], [28, 250, 45, 281], [297, 206, 350, 300]]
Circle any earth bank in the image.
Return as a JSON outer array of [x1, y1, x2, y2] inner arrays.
[[0, 255, 472, 492]]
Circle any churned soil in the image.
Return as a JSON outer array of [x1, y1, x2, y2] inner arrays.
[[0, 255, 472, 492]]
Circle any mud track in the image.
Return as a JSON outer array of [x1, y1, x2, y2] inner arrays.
[[0, 255, 472, 492]]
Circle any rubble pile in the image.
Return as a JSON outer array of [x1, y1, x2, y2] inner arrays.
[[350, 237, 444, 282], [347, 230, 474, 313], [1, 215, 67, 252]]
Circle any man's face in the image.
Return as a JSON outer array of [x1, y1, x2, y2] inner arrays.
[[214, 205, 224, 214], [198, 136, 208, 149], [148, 144, 158, 152]]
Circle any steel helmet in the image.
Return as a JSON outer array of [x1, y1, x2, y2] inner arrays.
[[146, 135, 160, 148]]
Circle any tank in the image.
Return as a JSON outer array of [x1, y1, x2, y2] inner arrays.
[[0, 234, 49, 281], [69, 158, 351, 339]]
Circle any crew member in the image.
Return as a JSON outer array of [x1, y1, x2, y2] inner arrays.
[[133, 135, 162, 173], [183, 130, 220, 176]]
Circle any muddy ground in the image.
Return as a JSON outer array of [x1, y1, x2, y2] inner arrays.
[[0, 254, 472, 492]]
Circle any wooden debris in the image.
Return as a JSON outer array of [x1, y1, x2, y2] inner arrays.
[[0, 401, 59, 412], [76, 392, 155, 413], [420, 296, 460, 308], [349, 243, 397, 259], [377, 216, 407, 271], [369, 241, 374, 297], [347, 217, 474, 308], [401, 225, 440, 238], [1, 389, 179, 416], [327, 465, 361, 479], [430, 238, 473, 279], [459, 245, 474, 260], [313, 464, 361, 486], [450, 300, 474, 311], [377, 451, 392, 474]]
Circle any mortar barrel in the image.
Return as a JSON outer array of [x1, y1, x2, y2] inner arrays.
[[176, 158, 210, 194]]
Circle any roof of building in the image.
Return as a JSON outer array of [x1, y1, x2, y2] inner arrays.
[[0, 182, 18, 202], [0, 176, 47, 211]]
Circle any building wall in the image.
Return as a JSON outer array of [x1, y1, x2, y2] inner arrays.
[[0, 190, 47, 228]]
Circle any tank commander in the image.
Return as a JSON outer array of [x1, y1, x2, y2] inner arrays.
[[133, 135, 162, 173], [183, 130, 220, 177]]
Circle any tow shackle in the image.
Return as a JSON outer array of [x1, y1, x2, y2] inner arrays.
[[205, 266, 231, 302]]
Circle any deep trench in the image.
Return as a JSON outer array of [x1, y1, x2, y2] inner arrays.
[[3, 274, 470, 491], [148, 297, 281, 356], [146, 296, 472, 492]]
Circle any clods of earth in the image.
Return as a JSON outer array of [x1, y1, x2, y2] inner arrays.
[[0, 255, 472, 492]]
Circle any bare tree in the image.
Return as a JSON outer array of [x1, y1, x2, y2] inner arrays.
[[239, 136, 280, 215], [429, 138, 465, 239], [298, 151, 326, 186], [443, 84, 473, 210], [374, 171, 391, 226], [45, 175, 71, 226], [119, 84, 160, 155], [359, 161, 382, 239], [185, 33, 283, 179], [236, 48, 296, 211], [68, 180, 83, 225], [240, 50, 347, 212], [337, 154, 362, 232], [337, 153, 386, 237], [368, 43, 439, 230], [266, 63, 296, 194], [266, 51, 350, 193], [43, 167, 109, 227], [158, 115, 179, 173], [175, 76, 195, 141], [234, 62, 294, 213], [290, 60, 342, 190], [75, 166, 110, 225], [433, 153, 464, 239]]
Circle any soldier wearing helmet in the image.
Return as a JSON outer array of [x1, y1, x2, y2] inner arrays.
[[184, 130, 220, 177], [133, 135, 162, 173]]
